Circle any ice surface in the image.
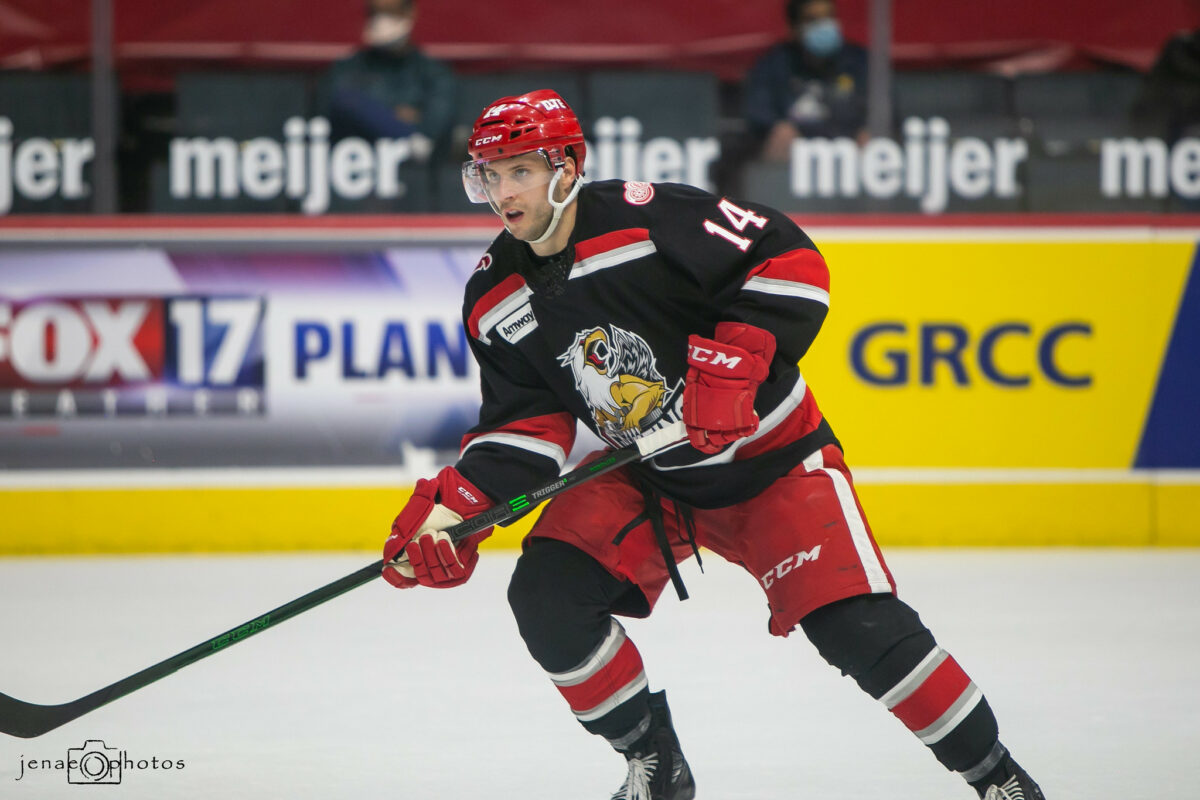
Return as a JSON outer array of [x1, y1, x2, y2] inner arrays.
[[1, 549, 1197, 799]]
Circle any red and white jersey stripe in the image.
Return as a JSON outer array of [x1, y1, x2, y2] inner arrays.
[[460, 412, 576, 470], [467, 273, 532, 344], [743, 248, 830, 307], [569, 228, 657, 280]]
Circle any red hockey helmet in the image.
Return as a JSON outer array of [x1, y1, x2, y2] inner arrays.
[[466, 89, 586, 172]]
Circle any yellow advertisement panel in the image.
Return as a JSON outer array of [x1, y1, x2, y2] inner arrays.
[[804, 239, 1193, 468]]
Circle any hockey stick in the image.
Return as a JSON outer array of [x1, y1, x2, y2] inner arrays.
[[0, 422, 688, 739]]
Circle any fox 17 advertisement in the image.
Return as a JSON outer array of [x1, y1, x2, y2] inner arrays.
[[0, 246, 486, 469]]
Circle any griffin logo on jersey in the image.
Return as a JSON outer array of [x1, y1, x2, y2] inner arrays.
[[558, 325, 681, 447]]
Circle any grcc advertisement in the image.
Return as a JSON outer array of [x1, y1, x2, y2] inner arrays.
[[4, 113, 1200, 213]]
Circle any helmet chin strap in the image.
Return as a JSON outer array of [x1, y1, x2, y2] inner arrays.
[[529, 168, 584, 246]]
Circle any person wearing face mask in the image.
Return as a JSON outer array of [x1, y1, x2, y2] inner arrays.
[[325, 0, 456, 161], [743, 0, 869, 162]]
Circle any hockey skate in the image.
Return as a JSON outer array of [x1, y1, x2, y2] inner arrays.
[[610, 691, 695, 800], [976, 757, 1045, 800]]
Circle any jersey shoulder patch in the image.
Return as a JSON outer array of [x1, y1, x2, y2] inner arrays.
[[464, 232, 519, 297], [623, 181, 655, 205]]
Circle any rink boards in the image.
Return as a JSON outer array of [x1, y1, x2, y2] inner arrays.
[[0, 217, 1197, 552]]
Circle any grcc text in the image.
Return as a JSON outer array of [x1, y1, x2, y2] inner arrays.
[[850, 321, 1092, 387]]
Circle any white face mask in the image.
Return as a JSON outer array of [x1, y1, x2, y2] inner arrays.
[[363, 13, 414, 49]]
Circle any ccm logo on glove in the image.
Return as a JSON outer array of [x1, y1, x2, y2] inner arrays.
[[383, 466, 494, 589], [686, 345, 743, 370], [682, 322, 775, 455]]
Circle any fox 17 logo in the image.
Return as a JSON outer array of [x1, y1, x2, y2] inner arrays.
[[0, 296, 266, 418]]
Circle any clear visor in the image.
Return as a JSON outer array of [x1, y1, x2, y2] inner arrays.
[[461, 150, 558, 208]]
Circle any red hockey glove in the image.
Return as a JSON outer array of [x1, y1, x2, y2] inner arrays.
[[382, 467, 494, 589], [682, 321, 776, 455]]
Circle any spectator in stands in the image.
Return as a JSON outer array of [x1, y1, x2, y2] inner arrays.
[[1131, 27, 1200, 144], [325, 0, 457, 160], [747, 0, 869, 161], [1131, 27, 1200, 210], [712, 0, 868, 194]]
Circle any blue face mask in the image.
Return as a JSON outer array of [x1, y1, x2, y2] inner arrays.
[[802, 18, 843, 58]]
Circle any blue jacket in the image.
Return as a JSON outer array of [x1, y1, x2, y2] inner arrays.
[[326, 46, 457, 146], [743, 40, 869, 139]]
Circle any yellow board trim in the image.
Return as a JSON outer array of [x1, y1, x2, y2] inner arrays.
[[855, 483, 1155, 546], [0, 486, 540, 555], [1156, 484, 1200, 547], [1, 482, 1197, 554]]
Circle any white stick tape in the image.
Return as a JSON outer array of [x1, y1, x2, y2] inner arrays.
[[634, 420, 689, 458]]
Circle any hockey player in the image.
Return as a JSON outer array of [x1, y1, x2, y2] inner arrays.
[[382, 89, 1046, 800]]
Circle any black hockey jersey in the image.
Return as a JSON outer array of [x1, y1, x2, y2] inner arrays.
[[455, 179, 838, 510]]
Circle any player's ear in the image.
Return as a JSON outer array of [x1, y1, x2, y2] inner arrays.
[[552, 156, 579, 203], [561, 154, 578, 181]]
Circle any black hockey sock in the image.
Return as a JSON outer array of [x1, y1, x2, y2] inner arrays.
[[800, 594, 1000, 772], [507, 538, 654, 746], [963, 742, 1045, 799], [961, 741, 1010, 788]]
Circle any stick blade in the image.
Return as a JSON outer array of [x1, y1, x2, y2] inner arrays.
[[0, 691, 78, 738]]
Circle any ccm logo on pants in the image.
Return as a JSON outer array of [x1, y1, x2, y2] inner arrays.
[[760, 545, 822, 589]]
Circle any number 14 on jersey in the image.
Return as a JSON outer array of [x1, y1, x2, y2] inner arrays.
[[703, 198, 768, 252]]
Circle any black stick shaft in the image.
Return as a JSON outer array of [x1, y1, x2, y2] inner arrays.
[[0, 436, 669, 739], [445, 442, 642, 543]]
